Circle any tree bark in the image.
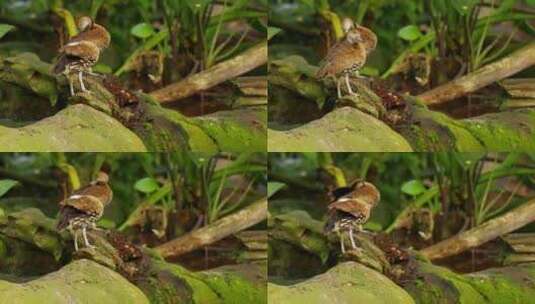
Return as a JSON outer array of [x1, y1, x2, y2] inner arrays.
[[420, 198, 535, 260], [417, 43, 535, 105], [150, 42, 267, 103], [155, 197, 267, 258]]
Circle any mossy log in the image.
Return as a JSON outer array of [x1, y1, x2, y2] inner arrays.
[[0, 52, 266, 152], [0, 208, 267, 304], [0, 260, 150, 304], [269, 55, 535, 151], [268, 260, 535, 304], [268, 107, 413, 152], [0, 104, 147, 152], [269, 209, 535, 304], [268, 262, 415, 304]]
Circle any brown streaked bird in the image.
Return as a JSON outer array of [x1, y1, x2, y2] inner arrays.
[[324, 180, 380, 254], [53, 16, 111, 96], [316, 18, 377, 99], [56, 171, 112, 251]]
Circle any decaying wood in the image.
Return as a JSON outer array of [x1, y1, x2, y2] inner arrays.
[[235, 230, 268, 250], [500, 78, 535, 98], [420, 198, 535, 260], [234, 76, 268, 96], [417, 42, 535, 105], [501, 98, 535, 109], [502, 233, 535, 253], [150, 42, 267, 103], [155, 198, 267, 258]]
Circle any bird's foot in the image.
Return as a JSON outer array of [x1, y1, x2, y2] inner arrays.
[[85, 71, 105, 78], [337, 94, 384, 118]]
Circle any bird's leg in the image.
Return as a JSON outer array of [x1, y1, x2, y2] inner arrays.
[[91, 222, 103, 231], [65, 66, 75, 96], [340, 232, 346, 254], [345, 73, 355, 95], [78, 70, 88, 92], [85, 68, 104, 78], [354, 70, 367, 79], [349, 227, 357, 249], [69, 77, 75, 96], [336, 77, 342, 99], [73, 230, 79, 251], [82, 226, 94, 248]]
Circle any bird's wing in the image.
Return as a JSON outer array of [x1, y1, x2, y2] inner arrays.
[[316, 42, 367, 78], [69, 24, 110, 49], [60, 41, 100, 62], [61, 195, 104, 217], [327, 198, 367, 218], [73, 183, 112, 205]]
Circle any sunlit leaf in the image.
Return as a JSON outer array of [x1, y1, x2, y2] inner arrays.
[[268, 182, 286, 198], [131, 23, 155, 39], [0, 24, 15, 40], [268, 27, 282, 40], [134, 177, 159, 193], [398, 25, 421, 41], [0, 179, 19, 198], [401, 180, 426, 196]]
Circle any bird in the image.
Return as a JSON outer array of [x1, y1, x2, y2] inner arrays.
[[53, 16, 111, 96], [56, 171, 113, 251], [316, 18, 377, 99], [324, 180, 380, 254]]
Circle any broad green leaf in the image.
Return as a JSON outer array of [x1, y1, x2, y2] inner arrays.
[[0, 179, 18, 198], [131, 23, 155, 39], [0, 24, 15, 40], [268, 27, 282, 40], [268, 182, 286, 198], [134, 177, 159, 193], [398, 25, 422, 41], [401, 180, 426, 196]]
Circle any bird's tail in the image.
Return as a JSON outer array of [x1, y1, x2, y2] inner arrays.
[[315, 62, 328, 79], [52, 54, 69, 74], [56, 205, 82, 230], [324, 212, 338, 234]]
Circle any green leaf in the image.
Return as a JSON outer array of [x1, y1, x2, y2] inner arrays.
[[401, 180, 426, 196], [398, 25, 422, 41], [0, 179, 19, 198], [0, 24, 15, 40], [131, 23, 155, 39], [134, 177, 159, 193], [526, 0, 535, 6], [268, 182, 286, 198], [268, 27, 282, 40]]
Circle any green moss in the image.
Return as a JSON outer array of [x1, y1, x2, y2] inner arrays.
[[200, 271, 267, 304], [143, 103, 218, 152], [152, 260, 223, 304], [195, 106, 267, 152], [463, 110, 535, 151], [152, 260, 266, 304], [0, 105, 147, 152], [0, 260, 149, 304], [403, 108, 485, 151], [268, 107, 413, 152], [407, 262, 535, 304], [268, 262, 415, 304]]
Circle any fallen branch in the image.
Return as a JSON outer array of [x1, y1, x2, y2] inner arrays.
[[420, 197, 535, 260], [150, 41, 267, 103], [417, 42, 535, 105], [155, 197, 267, 258]]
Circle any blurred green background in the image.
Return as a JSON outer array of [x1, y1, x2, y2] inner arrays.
[[0, 152, 267, 268]]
